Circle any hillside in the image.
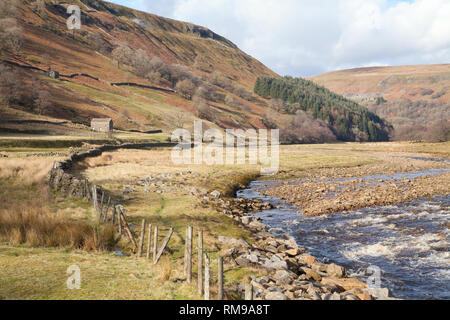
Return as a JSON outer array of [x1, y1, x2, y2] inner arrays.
[[0, 0, 396, 144], [310, 64, 450, 141], [0, 0, 277, 135], [254, 76, 392, 142]]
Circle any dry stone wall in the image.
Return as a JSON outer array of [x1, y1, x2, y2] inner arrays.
[[48, 143, 175, 200]]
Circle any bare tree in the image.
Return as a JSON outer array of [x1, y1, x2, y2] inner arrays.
[[132, 49, 151, 77], [233, 86, 253, 101], [112, 44, 133, 68], [426, 120, 450, 142], [146, 71, 161, 84], [174, 111, 186, 128], [170, 64, 197, 87], [0, 64, 22, 108], [34, 87, 52, 115], [0, 18, 23, 56], [0, 0, 18, 19], [175, 79, 196, 100], [224, 95, 236, 107], [194, 85, 217, 102], [209, 71, 232, 90], [195, 100, 215, 122], [269, 98, 285, 113]]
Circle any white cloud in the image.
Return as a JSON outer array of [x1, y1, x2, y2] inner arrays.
[[115, 0, 450, 76]]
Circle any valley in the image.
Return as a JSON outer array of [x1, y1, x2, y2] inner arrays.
[[0, 0, 449, 302]]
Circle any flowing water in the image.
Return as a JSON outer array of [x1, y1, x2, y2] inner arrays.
[[237, 165, 450, 300]]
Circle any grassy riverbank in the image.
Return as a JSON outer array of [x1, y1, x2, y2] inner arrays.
[[0, 142, 448, 299]]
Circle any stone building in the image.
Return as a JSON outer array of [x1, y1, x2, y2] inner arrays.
[[91, 118, 113, 132], [47, 69, 59, 79]]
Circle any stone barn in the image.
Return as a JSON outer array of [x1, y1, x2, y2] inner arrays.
[[91, 118, 113, 132]]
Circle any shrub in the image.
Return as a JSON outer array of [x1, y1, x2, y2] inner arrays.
[[175, 79, 196, 100]]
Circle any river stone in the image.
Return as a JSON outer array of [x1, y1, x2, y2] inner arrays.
[[344, 294, 360, 301], [311, 262, 328, 274], [301, 267, 322, 282], [265, 245, 278, 254], [326, 263, 346, 278], [321, 277, 367, 291], [297, 253, 316, 265], [264, 259, 288, 270], [323, 293, 342, 300], [273, 270, 292, 283], [241, 216, 260, 225], [265, 292, 287, 301], [210, 190, 221, 198], [246, 254, 259, 264], [367, 287, 391, 300], [285, 248, 300, 257], [218, 236, 250, 248], [235, 257, 252, 267]]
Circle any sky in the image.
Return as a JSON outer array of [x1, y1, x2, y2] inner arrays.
[[109, 0, 450, 77]]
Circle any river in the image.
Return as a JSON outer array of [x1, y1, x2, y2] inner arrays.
[[237, 164, 450, 300]]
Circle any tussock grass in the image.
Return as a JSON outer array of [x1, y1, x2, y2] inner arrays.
[[0, 157, 55, 186], [0, 207, 116, 251], [0, 156, 117, 251], [158, 256, 173, 281]]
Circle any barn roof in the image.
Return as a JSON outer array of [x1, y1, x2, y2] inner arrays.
[[91, 118, 112, 122]]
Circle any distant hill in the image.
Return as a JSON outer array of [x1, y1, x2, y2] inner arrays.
[[310, 65, 450, 141]]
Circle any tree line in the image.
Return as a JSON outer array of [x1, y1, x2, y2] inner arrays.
[[254, 76, 393, 142]]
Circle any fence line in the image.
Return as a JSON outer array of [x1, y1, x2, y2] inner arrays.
[[89, 195, 254, 300], [198, 230, 203, 296]]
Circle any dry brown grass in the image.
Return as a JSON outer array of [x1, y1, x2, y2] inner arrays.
[[0, 157, 56, 186], [158, 256, 173, 281], [0, 156, 117, 251], [0, 206, 117, 251]]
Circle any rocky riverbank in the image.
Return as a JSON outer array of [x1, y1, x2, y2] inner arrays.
[[202, 195, 393, 300], [264, 171, 450, 216]]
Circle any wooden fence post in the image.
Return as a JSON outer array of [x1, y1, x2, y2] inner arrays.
[[153, 226, 158, 263], [184, 226, 193, 283], [103, 196, 111, 223], [218, 256, 224, 300], [99, 191, 105, 219], [117, 206, 122, 235], [245, 283, 253, 300], [92, 185, 98, 216], [204, 253, 210, 300], [198, 230, 203, 296], [120, 209, 137, 250], [154, 228, 174, 265], [111, 204, 116, 225], [146, 224, 152, 260], [137, 219, 146, 257]]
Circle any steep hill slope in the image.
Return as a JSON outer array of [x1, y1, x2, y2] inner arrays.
[[1, 0, 395, 143], [310, 65, 450, 140], [1, 0, 277, 134]]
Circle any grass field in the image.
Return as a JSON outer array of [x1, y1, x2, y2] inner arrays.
[[0, 141, 448, 299]]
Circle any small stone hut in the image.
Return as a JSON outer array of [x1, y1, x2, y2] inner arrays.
[[47, 70, 59, 79], [91, 118, 113, 132]]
